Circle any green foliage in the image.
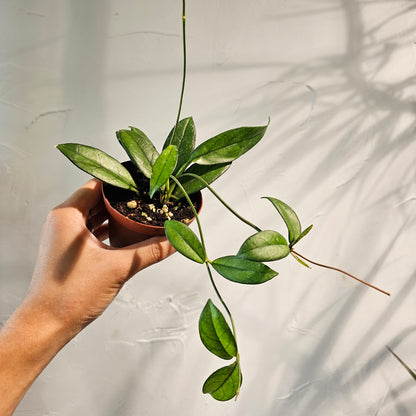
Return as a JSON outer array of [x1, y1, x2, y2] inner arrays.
[[149, 145, 178, 198], [237, 230, 290, 261], [56, 0, 379, 402], [292, 224, 313, 246], [212, 255, 278, 284], [199, 299, 237, 359], [202, 361, 242, 401], [263, 197, 313, 246], [56, 143, 138, 192], [164, 220, 206, 263], [57, 119, 268, 203], [117, 127, 159, 179], [164, 116, 196, 175], [291, 251, 311, 268], [263, 197, 301, 244], [171, 162, 231, 199], [189, 125, 268, 165]]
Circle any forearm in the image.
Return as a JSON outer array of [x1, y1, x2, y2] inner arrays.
[[0, 300, 73, 416]]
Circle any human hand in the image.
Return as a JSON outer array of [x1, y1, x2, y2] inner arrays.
[[0, 179, 175, 415], [25, 179, 175, 337]]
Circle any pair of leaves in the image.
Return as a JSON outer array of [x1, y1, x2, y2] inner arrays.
[[212, 229, 290, 285], [56, 126, 161, 194], [199, 299, 241, 401], [165, 220, 278, 285]]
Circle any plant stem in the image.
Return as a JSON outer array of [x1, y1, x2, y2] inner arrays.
[[169, 175, 206, 254], [205, 264, 238, 340], [171, 0, 187, 141], [290, 249, 391, 296], [170, 175, 241, 395], [205, 262, 241, 398], [181, 173, 262, 232], [170, 175, 238, 327]]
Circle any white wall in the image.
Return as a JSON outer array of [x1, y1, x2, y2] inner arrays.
[[1, 1, 415, 414]]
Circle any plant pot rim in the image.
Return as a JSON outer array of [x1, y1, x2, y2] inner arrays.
[[101, 181, 203, 236]]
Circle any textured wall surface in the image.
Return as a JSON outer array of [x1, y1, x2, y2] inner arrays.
[[1, 1, 415, 415]]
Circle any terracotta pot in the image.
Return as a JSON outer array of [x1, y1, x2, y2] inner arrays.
[[101, 180, 203, 247]]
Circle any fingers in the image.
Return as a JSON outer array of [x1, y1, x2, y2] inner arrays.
[[57, 179, 103, 220], [116, 236, 176, 280]]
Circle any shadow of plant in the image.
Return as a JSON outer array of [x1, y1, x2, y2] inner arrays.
[[227, 1, 416, 414]]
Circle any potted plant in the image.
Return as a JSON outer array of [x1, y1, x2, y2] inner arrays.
[[57, 117, 267, 247], [57, 0, 389, 401]]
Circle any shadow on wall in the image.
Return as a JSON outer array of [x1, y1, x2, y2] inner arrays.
[[235, 1, 416, 414], [88, 1, 416, 413], [244, 0, 416, 208]]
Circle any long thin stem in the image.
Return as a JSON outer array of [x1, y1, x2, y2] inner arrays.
[[205, 262, 241, 398], [170, 174, 237, 328], [171, 0, 187, 141], [290, 249, 391, 296], [181, 173, 262, 232], [170, 175, 241, 394], [169, 175, 206, 253], [205, 264, 238, 340]]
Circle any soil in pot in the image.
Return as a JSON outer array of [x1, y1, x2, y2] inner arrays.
[[102, 162, 202, 228]]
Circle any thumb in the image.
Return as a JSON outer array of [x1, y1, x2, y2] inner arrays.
[[113, 236, 176, 281]]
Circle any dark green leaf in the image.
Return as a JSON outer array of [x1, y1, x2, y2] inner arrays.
[[202, 361, 242, 401], [292, 224, 313, 246], [163, 117, 196, 175], [212, 255, 278, 284], [56, 143, 138, 192], [237, 230, 290, 262], [164, 220, 205, 263], [116, 128, 159, 179], [189, 124, 268, 165], [263, 197, 301, 244], [149, 145, 178, 198], [387, 346, 416, 382], [199, 299, 237, 360], [172, 162, 231, 199]]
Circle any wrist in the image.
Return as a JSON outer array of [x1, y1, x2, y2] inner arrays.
[[0, 299, 74, 415], [12, 296, 77, 353]]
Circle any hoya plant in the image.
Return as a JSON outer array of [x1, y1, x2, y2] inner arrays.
[[57, 118, 267, 209], [57, 0, 389, 401]]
